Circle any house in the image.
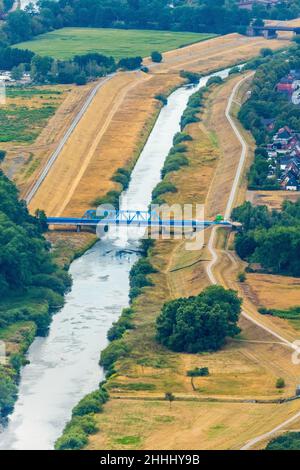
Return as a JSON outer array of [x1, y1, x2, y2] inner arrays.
[[261, 118, 275, 132]]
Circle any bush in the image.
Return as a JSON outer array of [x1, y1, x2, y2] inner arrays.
[[107, 308, 134, 341], [266, 432, 300, 450], [75, 73, 87, 86], [154, 93, 167, 105], [206, 76, 223, 87], [173, 132, 192, 146], [152, 181, 177, 201], [118, 56, 143, 70], [161, 154, 189, 178], [0, 366, 18, 417], [156, 285, 241, 353], [151, 51, 162, 63], [237, 272, 246, 282], [72, 389, 108, 417], [55, 428, 88, 450], [112, 167, 131, 190]]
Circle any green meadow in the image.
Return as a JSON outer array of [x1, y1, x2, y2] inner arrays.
[[15, 28, 216, 60]]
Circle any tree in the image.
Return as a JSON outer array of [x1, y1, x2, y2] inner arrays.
[[151, 51, 162, 63], [0, 150, 6, 162], [156, 286, 241, 353], [165, 392, 175, 409]]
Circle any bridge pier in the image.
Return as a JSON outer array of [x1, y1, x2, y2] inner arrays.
[[76, 225, 81, 233]]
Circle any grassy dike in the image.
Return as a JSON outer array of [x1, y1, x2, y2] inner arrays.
[[54, 73, 236, 450]]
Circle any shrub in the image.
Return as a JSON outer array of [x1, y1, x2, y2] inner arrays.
[[180, 70, 201, 83], [237, 272, 246, 282], [54, 428, 88, 450], [100, 340, 130, 370], [75, 73, 87, 86], [152, 181, 177, 200], [173, 132, 192, 146], [112, 167, 131, 190], [276, 378, 285, 389], [206, 76, 223, 87], [151, 51, 162, 63], [161, 154, 189, 178], [107, 308, 134, 341], [72, 389, 108, 417]]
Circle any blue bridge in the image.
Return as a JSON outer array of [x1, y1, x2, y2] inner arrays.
[[46, 209, 236, 230]]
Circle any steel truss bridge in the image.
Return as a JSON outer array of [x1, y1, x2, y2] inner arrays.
[[47, 209, 234, 230]]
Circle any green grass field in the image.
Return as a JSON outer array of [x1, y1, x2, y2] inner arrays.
[[15, 28, 216, 60]]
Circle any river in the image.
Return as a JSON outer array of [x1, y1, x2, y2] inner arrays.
[[0, 66, 233, 450]]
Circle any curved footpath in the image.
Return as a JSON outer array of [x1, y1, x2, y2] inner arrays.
[[206, 73, 300, 450]]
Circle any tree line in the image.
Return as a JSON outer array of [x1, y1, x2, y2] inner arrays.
[[232, 200, 300, 277]]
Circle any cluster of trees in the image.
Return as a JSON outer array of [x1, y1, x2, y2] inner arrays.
[[30, 51, 117, 85], [232, 200, 300, 277], [238, 44, 300, 189], [2, 0, 300, 49], [156, 285, 241, 353]]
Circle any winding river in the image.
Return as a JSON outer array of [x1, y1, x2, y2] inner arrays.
[[0, 66, 233, 450]]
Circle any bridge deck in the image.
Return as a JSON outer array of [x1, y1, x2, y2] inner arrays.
[[46, 217, 232, 228]]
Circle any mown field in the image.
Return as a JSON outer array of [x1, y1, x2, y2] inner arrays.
[[15, 28, 216, 60]]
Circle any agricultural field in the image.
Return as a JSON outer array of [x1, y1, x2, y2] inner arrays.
[[15, 28, 216, 61]]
